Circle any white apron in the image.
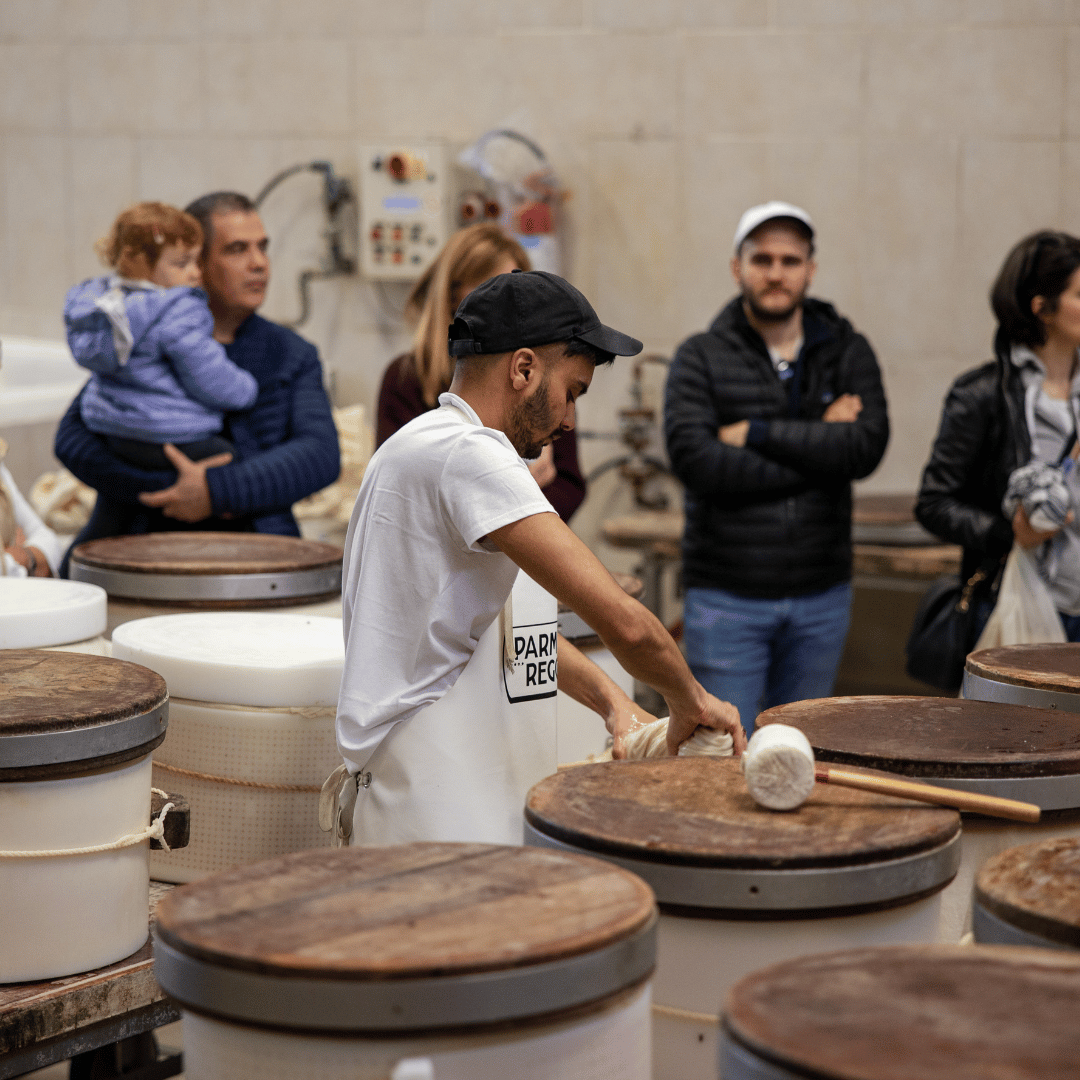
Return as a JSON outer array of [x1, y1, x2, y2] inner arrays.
[[349, 571, 558, 846]]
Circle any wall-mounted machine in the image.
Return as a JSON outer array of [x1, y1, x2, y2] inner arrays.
[[359, 145, 450, 281]]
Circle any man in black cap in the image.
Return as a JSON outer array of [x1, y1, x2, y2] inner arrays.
[[334, 270, 744, 846]]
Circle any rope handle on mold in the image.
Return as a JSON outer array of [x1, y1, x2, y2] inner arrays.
[[153, 759, 321, 793], [0, 789, 174, 858]]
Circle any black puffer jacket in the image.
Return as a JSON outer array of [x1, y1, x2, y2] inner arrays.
[[665, 296, 889, 598], [915, 332, 1027, 583]]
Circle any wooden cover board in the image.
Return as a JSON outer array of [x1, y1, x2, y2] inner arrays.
[[0, 651, 166, 737], [156, 843, 655, 979], [976, 837, 1080, 947], [967, 644, 1080, 692], [525, 758, 958, 869], [760, 695, 1080, 778], [71, 532, 343, 576], [852, 494, 916, 525], [724, 945, 1080, 1080]]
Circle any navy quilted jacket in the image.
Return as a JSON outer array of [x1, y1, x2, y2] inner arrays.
[[665, 296, 889, 598], [65, 276, 259, 442], [55, 313, 340, 538]]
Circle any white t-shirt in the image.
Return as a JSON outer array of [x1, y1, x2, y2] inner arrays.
[[336, 392, 556, 771]]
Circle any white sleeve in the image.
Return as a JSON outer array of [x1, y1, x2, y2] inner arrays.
[[1, 465, 62, 573], [439, 431, 556, 550]]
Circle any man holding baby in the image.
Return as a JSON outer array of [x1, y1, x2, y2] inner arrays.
[[55, 191, 340, 573]]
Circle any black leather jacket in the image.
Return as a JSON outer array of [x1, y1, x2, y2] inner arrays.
[[665, 296, 889, 598], [915, 331, 1027, 582]]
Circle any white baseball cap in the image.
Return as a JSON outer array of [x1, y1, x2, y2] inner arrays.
[[733, 201, 814, 253]]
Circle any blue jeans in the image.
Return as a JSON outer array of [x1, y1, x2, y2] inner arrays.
[[1058, 611, 1080, 642], [684, 582, 853, 736]]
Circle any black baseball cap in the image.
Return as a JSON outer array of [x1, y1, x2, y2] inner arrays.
[[447, 270, 643, 359]]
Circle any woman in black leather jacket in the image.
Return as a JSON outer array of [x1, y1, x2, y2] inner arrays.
[[916, 230, 1080, 638]]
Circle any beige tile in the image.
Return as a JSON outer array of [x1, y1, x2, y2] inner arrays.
[[427, 0, 504, 33], [498, 0, 584, 27], [678, 0, 768, 26], [590, 0, 676, 30], [865, 0, 965, 20], [69, 42, 202, 133], [680, 140, 772, 333], [356, 33, 678, 140], [1063, 141, 1080, 227], [68, 135, 137, 283], [1067, 28, 1080, 137], [63, 0, 134, 39], [205, 39, 350, 135], [202, 0, 279, 37], [277, 0, 426, 36], [0, 44, 66, 132], [0, 0, 66, 40], [774, 0, 865, 25], [136, 137, 209, 207], [965, 0, 1080, 22], [858, 139, 960, 356], [956, 138, 1063, 359], [867, 27, 1065, 137], [685, 32, 863, 138], [4, 136, 70, 314], [590, 139, 684, 346]]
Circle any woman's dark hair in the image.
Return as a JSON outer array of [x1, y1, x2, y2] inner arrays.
[[991, 230, 1080, 348]]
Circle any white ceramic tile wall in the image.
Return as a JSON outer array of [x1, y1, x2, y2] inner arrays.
[[2, 0, 1080, 508]]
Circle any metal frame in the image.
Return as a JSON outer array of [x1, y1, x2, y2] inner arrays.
[[720, 1031, 820, 1080], [972, 901, 1077, 952], [69, 563, 341, 604], [523, 822, 961, 913], [1, 701, 167, 772], [152, 915, 656, 1033]]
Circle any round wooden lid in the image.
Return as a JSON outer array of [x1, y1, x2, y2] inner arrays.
[[156, 843, 654, 978], [759, 696, 1080, 778], [967, 644, 1080, 692], [976, 838, 1080, 947], [525, 758, 958, 868], [71, 532, 342, 575], [724, 945, 1080, 1080], [0, 650, 168, 777]]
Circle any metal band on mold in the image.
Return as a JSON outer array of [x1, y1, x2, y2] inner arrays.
[[523, 822, 961, 912], [153, 916, 656, 1032], [963, 669, 1080, 714], [0, 701, 168, 771], [972, 901, 1078, 952], [69, 563, 341, 603]]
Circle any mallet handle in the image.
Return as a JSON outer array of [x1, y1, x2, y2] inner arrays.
[[814, 764, 1041, 823]]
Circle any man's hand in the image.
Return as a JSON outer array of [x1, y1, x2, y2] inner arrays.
[[718, 419, 750, 447], [138, 444, 232, 522], [5, 528, 50, 577], [1013, 504, 1071, 550], [528, 444, 557, 489], [607, 698, 661, 761], [666, 692, 745, 758], [823, 393, 862, 423]]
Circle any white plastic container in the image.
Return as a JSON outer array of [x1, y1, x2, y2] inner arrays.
[[0, 577, 110, 654], [0, 650, 168, 982], [525, 757, 960, 1080], [68, 531, 344, 636], [111, 612, 344, 883], [154, 843, 657, 1079]]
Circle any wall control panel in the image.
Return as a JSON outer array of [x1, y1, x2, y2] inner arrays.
[[359, 144, 449, 281]]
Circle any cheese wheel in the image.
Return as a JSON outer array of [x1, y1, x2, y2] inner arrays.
[[0, 578, 107, 648], [742, 723, 816, 811]]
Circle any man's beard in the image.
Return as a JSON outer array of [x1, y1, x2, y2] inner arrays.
[[743, 285, 805, 324], [507, 376, 558, 460]]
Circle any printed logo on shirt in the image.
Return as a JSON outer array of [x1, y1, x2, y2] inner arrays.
[[503, 618, 558, 703]]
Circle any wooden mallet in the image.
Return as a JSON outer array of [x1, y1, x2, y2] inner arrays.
[[744, 724, 1041, 823]]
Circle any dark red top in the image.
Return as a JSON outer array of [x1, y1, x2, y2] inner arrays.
[[376, 354, 587, 523]]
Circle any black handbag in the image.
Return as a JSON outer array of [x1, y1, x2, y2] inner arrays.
[[905, 565, 995, 693]]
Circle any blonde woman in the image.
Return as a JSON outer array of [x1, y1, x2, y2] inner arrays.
[[376, 223, 586, 521]]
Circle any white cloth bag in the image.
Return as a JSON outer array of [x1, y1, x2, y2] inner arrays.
[[973, 545, 1066, 650]]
